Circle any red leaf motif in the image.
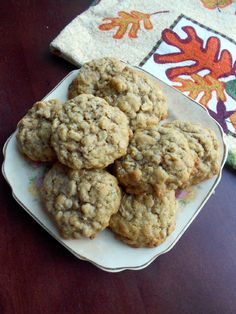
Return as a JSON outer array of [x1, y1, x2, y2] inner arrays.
[[154, 26, 233, 80]]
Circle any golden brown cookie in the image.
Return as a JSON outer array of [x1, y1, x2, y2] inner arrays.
[[42, 163, 121, 239], [16, 99, 61, 161], [68, 57, 126, 99], [162, 120, 221, 185], [51, 94, 130, 170], [105, 66, 168, 130], [109, 190, 177, 248], [115, 127, 195, 197], [68, 58, 167, 130]]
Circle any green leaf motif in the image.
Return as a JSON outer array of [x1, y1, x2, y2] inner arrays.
[[225, 80, 236, 101]]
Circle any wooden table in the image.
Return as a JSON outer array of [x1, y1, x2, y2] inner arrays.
[[0, 1, 236, 313]]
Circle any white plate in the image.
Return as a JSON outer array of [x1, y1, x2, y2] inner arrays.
[[2, 69, 227, 272]]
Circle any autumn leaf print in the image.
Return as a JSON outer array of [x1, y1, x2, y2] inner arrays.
[[151, 20, 236, 136], [99, 10, 169, 39], [154, 26, 233, 80], [173, 74, 226, 107], [200, 0, 232, 10]]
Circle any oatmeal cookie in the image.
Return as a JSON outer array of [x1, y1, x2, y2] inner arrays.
[[162, 120, 220, 185], [68, 57, 126, 99], [42, 163, 121, 239], [51, 94, 130, 170], [105, 66, 168, 130], [68, 58, 167, 130], [115, 127, 195, 197], [16, 99, 61, 161], [109, 190, 177, 248]]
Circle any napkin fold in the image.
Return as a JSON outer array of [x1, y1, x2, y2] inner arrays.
[[50, 0, 236, 169]]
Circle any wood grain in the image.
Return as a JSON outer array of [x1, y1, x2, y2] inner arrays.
[[0, 1, 236, 313]]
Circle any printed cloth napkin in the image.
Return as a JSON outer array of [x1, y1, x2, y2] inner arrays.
[[50, 0, 236, 168]]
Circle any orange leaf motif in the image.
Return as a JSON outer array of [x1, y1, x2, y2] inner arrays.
[[154, 26, 233, 80], [173, 74, 226, 107], [200, 0, 232, 9], [99, 10, 168, 39]]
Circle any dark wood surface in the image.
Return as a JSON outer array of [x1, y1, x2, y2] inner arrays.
[[0, 1, 236, 313]]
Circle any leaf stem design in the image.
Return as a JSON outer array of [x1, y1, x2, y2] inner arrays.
[[150, 10, 170, 16]]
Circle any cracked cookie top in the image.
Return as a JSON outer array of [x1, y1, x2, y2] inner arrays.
[[115, 127, 195, 197], [104, 66, 168, 130], [162, 120, 220, 185], [109, 190, 177, 248], [51, 94, 130, 169], [68, 57, 126, 99], [16, 100, 61, 161], [42, 163, 121, 239], [68, 57, 167, 130]]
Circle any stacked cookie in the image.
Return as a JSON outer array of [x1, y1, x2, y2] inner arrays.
[[16, 57, 221, 248]]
